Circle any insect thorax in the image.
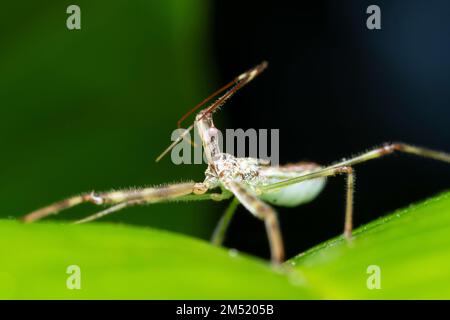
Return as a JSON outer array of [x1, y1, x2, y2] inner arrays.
[[203, 153, 267, 189]]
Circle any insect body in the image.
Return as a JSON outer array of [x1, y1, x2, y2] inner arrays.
[[258, 164, 326, 207], [22, 62, 450, 264]]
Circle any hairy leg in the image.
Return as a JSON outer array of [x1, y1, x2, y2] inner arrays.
[[21, 182, 209, 223], [261, 166, 355, 239], [73, 188, 232, 224], [227, 182, 284, 264], [260, 142, 449, 239], [329, 143, 450, 168]]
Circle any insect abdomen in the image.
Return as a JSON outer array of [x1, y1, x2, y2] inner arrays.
[[259, 177, 326, 207]]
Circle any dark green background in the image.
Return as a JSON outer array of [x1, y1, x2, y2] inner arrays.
[[0, 1, 222, 238]]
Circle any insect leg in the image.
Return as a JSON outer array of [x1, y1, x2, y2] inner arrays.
[[327, 142, 450, 168], [343, 167, 355, 239], [73, 187, 232, 224], [21, 193, 101, 223], [74, 200, 139, 224], [226, 182, 284, 264], [260, 166, 356, 239], [262, 142, 449, 194], [21, 182, 210, 223], [211, 197, 240, 246], [260, 142, 450, 240]]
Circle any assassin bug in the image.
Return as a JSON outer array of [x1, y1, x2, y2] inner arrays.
[[22, 61, 450, 264]]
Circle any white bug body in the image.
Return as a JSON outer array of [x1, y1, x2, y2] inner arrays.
[[202, 152, 326, 207], [259, 165, 327, 207]]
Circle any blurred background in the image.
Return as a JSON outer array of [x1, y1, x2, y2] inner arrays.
[[1, 0, 449, 260]]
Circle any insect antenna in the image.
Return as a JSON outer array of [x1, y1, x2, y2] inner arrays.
[[155, 123, 194, 162], [155, 61, 268, 162]]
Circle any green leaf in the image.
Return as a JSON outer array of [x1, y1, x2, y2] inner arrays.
[[289, 191, 450, 299], [0, 220, 316, 299], [0, 191, 449, 299]]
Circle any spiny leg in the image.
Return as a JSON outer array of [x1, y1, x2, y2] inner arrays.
[[261, 166, 356, 239], [21, 193, 100, 223], [211, 197, 240, 246], [260, 142, 450, 239], [328, 142, 450, 235], [343, 167, 355, 239], [329, 142, 450, 168], [74, 188, 232, 224], [227, 182, 284, 264], [261, 143, 449, 193], [21, 182, 210, 223]]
